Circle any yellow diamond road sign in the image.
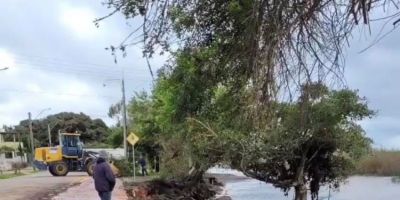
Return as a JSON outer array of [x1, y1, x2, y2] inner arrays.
[[127, 132, 139, 145]]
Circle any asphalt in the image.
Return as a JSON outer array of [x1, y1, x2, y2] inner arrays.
[[0, 171, 88, 200], [52, 177, 128, 200]]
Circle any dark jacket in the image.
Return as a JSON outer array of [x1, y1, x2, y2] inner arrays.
[[139, 158, 147, 168], [93, 157, 116, 192]]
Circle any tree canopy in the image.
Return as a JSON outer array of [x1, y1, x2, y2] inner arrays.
[[230, 83, 373, 199], [13, 112, 110, 148], [98, 0, 397, 103]]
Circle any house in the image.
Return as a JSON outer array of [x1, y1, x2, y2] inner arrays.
[[0, 128, 27, 170]]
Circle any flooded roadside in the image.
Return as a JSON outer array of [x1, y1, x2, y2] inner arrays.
[[208, 168, 400, 200]]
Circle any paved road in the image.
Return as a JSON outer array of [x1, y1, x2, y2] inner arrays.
[[0, 171, 89, 200], [53, 177, 128, 200]]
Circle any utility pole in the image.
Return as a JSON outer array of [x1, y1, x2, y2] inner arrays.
[[103, 77, 128, 158], [28, 112, 35, 170], [47, 124, 52, 147], [122, 78, 128, 158], [17, 132, 23, 162]]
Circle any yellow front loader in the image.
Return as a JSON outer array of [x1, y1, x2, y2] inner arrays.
[[34, 132, 97, 176]]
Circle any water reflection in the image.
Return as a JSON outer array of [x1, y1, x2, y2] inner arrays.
[[214, 168, 400, 200]]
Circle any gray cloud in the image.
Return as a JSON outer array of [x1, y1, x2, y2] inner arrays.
[[0, 1, 166, 127]]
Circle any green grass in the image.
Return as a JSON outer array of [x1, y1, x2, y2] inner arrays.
[[0, 173, 25, 179]]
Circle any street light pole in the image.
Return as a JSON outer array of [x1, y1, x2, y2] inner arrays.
[[47, 119, 61, 147], [47, 124, 52, 147], [28, 112, 35, 170], [35, 108, 51, 119], [121, 78, 128, 158], [104, 78, 128, 158]]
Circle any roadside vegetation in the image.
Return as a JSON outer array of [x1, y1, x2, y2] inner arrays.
[[356, 150, 400, 176], [0, 173, 25, 179], [0, 161, 32, 180]]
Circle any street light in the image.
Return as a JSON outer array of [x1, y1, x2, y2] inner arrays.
[[34, 108, 52, 119], [48, 119, 61, 147], [0, 67, 9, 71]]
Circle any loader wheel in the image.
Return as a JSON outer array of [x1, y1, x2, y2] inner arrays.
[[53, 162, 69, 176], [86, 160, 95, 176], [48, 165, 58, 176]]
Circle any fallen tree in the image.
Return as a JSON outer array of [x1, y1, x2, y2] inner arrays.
[[97, 1, 392, 199]]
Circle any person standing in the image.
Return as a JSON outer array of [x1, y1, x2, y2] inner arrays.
[[139, 156, 148, 176], [93, 156, 116, 200]]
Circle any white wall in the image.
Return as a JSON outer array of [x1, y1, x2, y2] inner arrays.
[[0, 152, 27, 171], [85, 148, 124, 159]]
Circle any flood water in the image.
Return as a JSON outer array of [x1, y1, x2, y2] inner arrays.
[[209, 168, 400, 200]]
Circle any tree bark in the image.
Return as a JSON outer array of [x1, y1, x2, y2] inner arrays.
[[294, 150, 308, 200], [295, 184, 307, 200]]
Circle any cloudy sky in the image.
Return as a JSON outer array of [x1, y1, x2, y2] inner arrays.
[[0, 1, 400, 148], [0, 1, 166, 126]]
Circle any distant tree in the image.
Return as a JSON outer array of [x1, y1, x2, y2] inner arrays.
[[107, 126, 123, 148], [108, 100, 123, 126], [13, 112, 110, 148]]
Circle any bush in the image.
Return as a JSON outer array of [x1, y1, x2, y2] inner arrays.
[[107, 127, 123, 148], [157, 135, 193, 181], [112, 158, 133, 177], [356, 150, 400, 176], [11, 161, 28, 174]]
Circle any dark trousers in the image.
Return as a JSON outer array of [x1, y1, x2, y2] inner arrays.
[[141, 166, 148, 176], [98, 191, 112, 200]]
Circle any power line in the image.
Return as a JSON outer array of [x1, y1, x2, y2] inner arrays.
[[13, 64, 122, 79], [0, 88, 118, 99], [13, 60, 150, 79], [11, 53, 153, 75], [14, 59, 124, 74], [11, 52, 140, 70], [12, 57, 139, 75], [13, 64, 151, 81], [3, 52, 156, 79]]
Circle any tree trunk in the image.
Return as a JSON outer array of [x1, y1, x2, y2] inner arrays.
[[294, 150, 308, 200], [295, 184, 307, 200], [185, 168, 205, 187]]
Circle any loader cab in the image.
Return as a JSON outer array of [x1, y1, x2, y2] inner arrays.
[[59, 132, 83, 158]]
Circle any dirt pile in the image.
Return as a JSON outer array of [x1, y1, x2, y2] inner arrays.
[[126, 178, 223, 200]]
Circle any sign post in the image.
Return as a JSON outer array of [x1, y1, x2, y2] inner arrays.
[[127, 132, 139, 181], [132, 145, 135, 181]]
